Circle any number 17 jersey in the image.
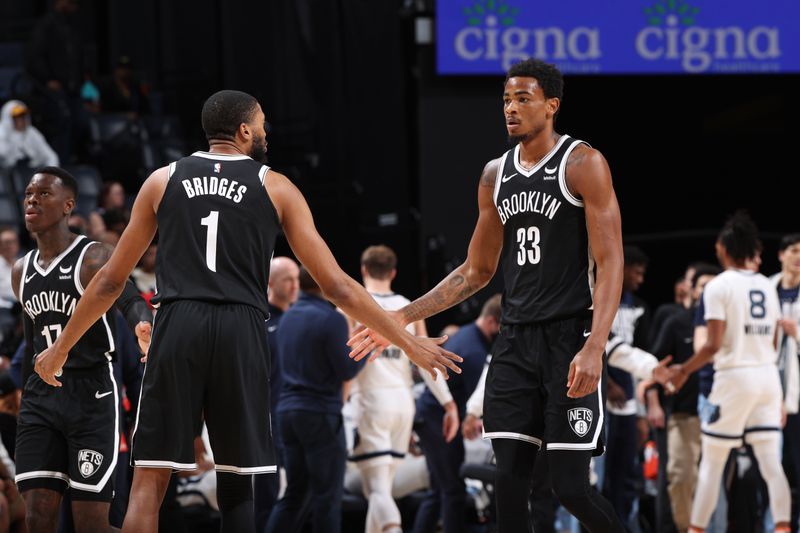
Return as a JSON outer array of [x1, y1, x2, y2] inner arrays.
[[493, 135, 595, 324], [155, 152, 280, 318]]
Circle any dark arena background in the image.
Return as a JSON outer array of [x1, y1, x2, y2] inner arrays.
[[3, 1, 797, 333], [1, 0, 799, 531]]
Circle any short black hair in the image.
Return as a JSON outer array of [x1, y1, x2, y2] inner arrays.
[[623, 245, 649, 267], [34, 166, 78, 198], [779, 233, 800, 252], [505, 59, 564, 102], [201, 90, 259, 142], [718, 210, 761, 263], [691, 262, 721, 287]]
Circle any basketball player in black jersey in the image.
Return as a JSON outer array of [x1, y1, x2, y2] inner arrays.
[[350, 59, 625, 532], [32, 90, 461, 533], [10, 167, 153, 532]]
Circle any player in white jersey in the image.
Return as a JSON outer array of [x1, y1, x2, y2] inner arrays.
[[667, 212, 791, 533], [348, 245, 458, 533]]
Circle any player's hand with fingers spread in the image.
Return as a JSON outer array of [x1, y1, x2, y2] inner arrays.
[[34, 344, 68, 387], [135, 321, 152, 363], [347, 324, 391, 362], [347, 309, 405, 362], [404, 334, 462, 381], [566, 345, 603, 398]]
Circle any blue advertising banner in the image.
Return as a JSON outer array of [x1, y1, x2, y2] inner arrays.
[[436, 0, 800, 74]]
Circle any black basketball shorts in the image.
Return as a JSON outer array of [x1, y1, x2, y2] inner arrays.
[[16, 364, 119, 501], [483, 313, 606, 455], [132, 300, 276, 474]]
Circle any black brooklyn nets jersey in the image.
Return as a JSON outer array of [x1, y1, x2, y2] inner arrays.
[[19, 235, 116, 369], [155, 151, 279, 317], [493, 135, 595, 324]]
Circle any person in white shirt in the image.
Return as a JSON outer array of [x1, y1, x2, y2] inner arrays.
[[0, 228, 20, 344], [0, 101, 59, 169], [348, 245, 459, 533], [667, 212, 791, 533]]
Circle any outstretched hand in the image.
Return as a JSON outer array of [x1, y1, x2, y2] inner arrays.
[[135, 321, 152, 363], [347, 324, 391, 362], [347, 310, 402, 362], [404, 334, 462, 380], [34, 345, 68, 387]]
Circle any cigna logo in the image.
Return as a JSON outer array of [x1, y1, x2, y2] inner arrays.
[[453, 0, 600, 70], [635, 0, 780, 72]]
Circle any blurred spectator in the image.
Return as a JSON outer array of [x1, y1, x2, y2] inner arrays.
[[67, 213, 87, 235], [86, 211, 106, 240], [98, 56, 150, 116], [0, 100, 59, 169], [25, 0, 88, 162], [101, 208, 129, 237], [0, 371, 18, 460], [0, 228, 20, 345], [98, 181, 127, 214], [413, 294, 501, 533], [132, 242, 157, 306], [266, 268, 365, 533], [254, 256, 299, 532]]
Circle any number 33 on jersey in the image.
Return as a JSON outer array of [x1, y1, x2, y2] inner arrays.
[[493, 135, 596, 324]]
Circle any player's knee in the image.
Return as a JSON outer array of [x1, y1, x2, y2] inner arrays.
[[72, 501, 112, 533], [550, 477, 591, 513]]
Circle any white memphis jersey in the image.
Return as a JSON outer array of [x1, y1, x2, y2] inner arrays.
[[351, 293, 416, 393], [704, 269, 780, 370]]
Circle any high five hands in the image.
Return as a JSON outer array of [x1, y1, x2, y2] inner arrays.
[[346, 311, 462, 380]]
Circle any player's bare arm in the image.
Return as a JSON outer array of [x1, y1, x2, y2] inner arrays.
[[346, 159, 503, 361], [400, 159, 504, 326], [80, 242, 153, 357], [265, 169, 462, 379], [33, 167, 167, 387], [564, 144, 624, 398]]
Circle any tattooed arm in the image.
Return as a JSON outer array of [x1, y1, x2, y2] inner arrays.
[[348, 159, 503, 361], [399, 159, 504, 325]]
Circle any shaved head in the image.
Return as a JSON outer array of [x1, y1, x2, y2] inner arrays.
[[269, 256, 300, 311]]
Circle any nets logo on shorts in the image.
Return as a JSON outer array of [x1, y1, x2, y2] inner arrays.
[[78, 449, 104, 478], [567, 407, 593, 437]]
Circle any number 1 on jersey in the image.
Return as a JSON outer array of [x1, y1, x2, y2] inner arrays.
[[201, 211, 219, 272]]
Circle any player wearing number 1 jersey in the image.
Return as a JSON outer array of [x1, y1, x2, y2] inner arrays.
[[32, 90, 461, 533], [666, 212, 791, 533], [348, 58, 625, 533]]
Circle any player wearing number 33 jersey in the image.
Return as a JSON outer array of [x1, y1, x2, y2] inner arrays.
[[492, 135, 593, 325]]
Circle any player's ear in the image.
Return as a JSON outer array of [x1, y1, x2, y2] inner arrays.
[[546, 97, 560, 119], [239, 122, 251, 141], [64, 197, 75, 216]]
